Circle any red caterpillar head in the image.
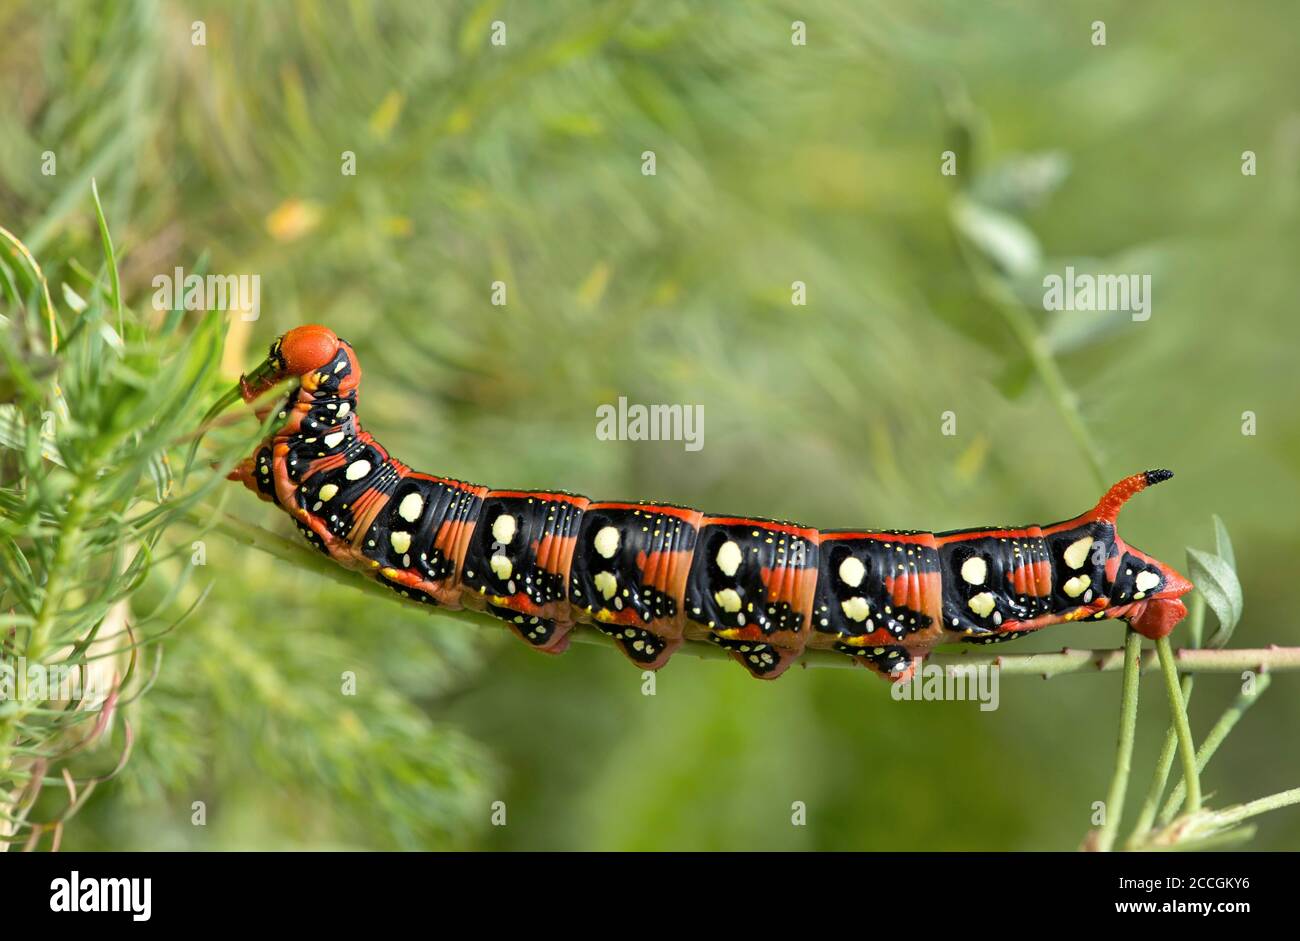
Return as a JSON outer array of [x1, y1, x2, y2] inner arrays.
[[1087, 470, 1193, 639], [278, 324, 340, 376], [240, 324, 353, 400]]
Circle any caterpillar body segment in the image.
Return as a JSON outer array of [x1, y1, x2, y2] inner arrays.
[[230, 325, 1194, 682], [683, 517, 821, 679], [463, 490, 589, 652], [570, 502, 702, 670], [814, 530, 944, 680]]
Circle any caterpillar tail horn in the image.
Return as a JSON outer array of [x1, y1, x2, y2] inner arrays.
[[1089, 469, 1174, 523]]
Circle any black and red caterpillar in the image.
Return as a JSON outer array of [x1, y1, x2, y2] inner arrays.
[[229, 325, 1194, 682]]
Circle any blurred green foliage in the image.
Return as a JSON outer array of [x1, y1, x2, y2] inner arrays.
[[0, 0, 1296, 850]]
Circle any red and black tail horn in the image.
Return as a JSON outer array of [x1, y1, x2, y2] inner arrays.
[[1089, 469, 1174, 523]]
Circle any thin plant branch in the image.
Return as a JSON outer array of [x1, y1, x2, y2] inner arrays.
[[1159, 673, 1273, 826], [1203, 787, 1300, 829], [1092, 628, 1144, 852], [1156, 634, 1202, 816]]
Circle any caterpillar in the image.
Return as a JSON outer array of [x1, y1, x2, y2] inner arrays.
[[225, 324, 1193, 682]]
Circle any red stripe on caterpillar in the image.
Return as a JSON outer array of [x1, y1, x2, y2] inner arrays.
[[228, 325, 1193, 682]]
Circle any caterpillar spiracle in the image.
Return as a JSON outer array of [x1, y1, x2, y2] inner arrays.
[[226, 324, 1193, 682]]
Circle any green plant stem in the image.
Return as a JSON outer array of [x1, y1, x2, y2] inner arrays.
[[1093, 628, 1144, 852], [1126, 593, 1206, 847], [0, 473, 95, 779], [995, 298, 1107, 489], [1156, 634, 1201, 817], [956, 236, 1107, 490], [934, 645, 1300, 676], [1203, 787, 1300, 829], [1159, 673, 1273, 826], [1127, 673, 1195, 847]]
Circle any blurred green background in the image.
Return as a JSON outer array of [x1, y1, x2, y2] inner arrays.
[[1, 0, 1297, 850]]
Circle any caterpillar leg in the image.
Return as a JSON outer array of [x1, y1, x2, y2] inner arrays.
[[229, 445, 278, 501], [486, 604, 572, 654], [707, 636, 803, 679], [833, 641, 919, 682], [959, 628, 1037, 647]]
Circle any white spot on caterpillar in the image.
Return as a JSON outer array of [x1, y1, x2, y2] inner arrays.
[[594, 571, 618, 600], [838, 556, 866, 588], [323, 431, 345, 448], [960, 556, 987, 586], [594, 526, 620, 559], [716, 541, 742, 577], [1063, 574, 1091, 598], [714, 588, 742, 613], [492, 514, 517, 545], [336, 402, 351, 418], [345, 460, 370, 481], [398, 493, 423, 523], [1064, 536, 1093, 570], [390, 531, 412, 554], [318, 483, 339, 501], [968, 592, 996, 618], [992, 611, 1003, 626], [840, 596, 870, 622], [1135, 570, 1161, 593], [490, 554, 513, 581]]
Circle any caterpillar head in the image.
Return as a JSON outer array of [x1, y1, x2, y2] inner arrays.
[[277, 324, 340, 376], [240, 324, 349, 401]]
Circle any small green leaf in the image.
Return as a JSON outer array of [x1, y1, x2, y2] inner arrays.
[[1186, 547, 1242, 648], [1212, 514, 1236, 573], [61, 282, 87, 313], [951, 197, 1042, 278], [970, 150, 1071, 212]]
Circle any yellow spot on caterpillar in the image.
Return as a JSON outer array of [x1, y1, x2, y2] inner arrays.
[[960, 556, 987, 586], [838, 556, 866, 588], [398, 493, 423, 522], [716, 541, 742, 577], [1135, 570, 1160, 592], [318, 484, 339, 501], [1063, 574, 1091, 598], [594, 526, 620, 559], [345, 460, 370, 481], [714, 588, 742, 613], [489, 554, 512, 580], [968, 592, 996, 618], [594, 571, 618, 600], [1064, 536, 1093, 570], [840, 596, 870, 622], [390, 531, 411, 554], [492, 514, 517, 545]]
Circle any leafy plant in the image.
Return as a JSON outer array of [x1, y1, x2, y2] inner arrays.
[[0, 186, 235, 848]]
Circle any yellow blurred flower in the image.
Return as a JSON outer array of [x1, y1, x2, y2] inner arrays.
[[265, 198, 322, 242]]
